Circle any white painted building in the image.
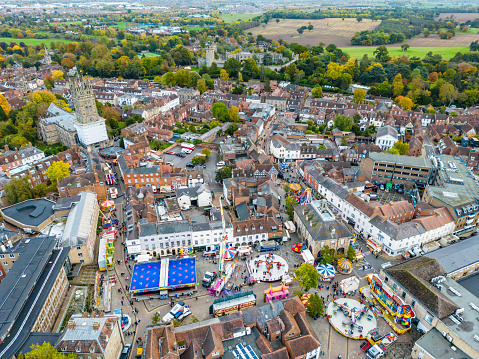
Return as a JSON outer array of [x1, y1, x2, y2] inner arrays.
[[375, 125, 398, 150], [269, 139, 301, 161]]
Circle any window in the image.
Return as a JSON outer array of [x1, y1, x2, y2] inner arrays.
[[0, 254, 4, 259], [78, 253, 83, 257], [76, 246, 81, 250], [424, 312, 433, 324], [9, 254, 15, 258]]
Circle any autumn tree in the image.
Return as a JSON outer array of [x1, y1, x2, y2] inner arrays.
[[0, 94, 10, 115], [352, 88, 367, 104], [211, 102, 229, 122], [320, 245, 335, 264], [386, 141, 409, 155], [294, 263, 320, 291], [197, 78, 207, 94], [346, 245, 356, 261], [334, 115, 354, 131], [311, 86, 323, 98], [4, 177, 34, 204], [46, 161, 71, 183], [395, 96, 414, 110], [439, 83, 457, 105], [229, 106, 239, 122], [19, 342, 78, 359], [202, 148, 211, 156], [392, 74, 404, 97], [307, 294, 324, 318], [220, 69, 229, 81]]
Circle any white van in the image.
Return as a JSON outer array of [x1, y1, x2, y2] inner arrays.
[[217, 161, 226, 167]]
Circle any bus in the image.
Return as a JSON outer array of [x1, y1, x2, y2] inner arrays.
[[209, 291, 256, 317]]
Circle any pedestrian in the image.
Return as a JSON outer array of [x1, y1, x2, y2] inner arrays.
[[196, 296, 198, 301], [138, 319, 141, 323], [121, 301, 123, 306]]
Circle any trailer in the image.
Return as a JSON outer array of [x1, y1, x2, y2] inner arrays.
[[181, 143, 195, 151], [301, 249, 314, 265], [209, 291, 257, 317], [260, 240, 279, 252]]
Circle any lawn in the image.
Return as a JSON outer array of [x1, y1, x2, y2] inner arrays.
[[0, 37, 73, 47], [139, 52, 161, 57], [220, 14, 259, 23], [455, 26, 479, 34], [342, 46, 470, 60], [185, 26, 207, 31], [114, 22, 131, 29]]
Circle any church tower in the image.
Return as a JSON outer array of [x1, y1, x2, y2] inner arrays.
[[43, 45, 52, 65], [206, 44, 217, 67], [69, 77, 101, 124], [68, 77, 108, 149]]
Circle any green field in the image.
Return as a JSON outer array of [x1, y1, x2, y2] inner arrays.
[[455, 26, 479, 34], [185, 26, 208, 31], [342, 46, 469, 60], [0, 37, 74, 47], [140, 52, 161, 57], [220, 14, 259, 23], [114, 22, 131, 29]]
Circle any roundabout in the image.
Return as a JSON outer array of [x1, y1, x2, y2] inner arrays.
[[248, 253, 289, 282], [327, 298, 377, 339]]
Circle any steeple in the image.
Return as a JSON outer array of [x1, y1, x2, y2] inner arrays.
[[43, 45, 51, 65], [68, 77, 101, 125]]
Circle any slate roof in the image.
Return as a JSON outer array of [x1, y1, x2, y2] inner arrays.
[[369, 215, 426, 241], [427, 235, 479, 274], [385, 257, 459, 318]]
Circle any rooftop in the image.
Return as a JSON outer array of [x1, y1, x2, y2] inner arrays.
[[0, 237, 68, 359], [366, 152, 431, 168], [1, 198, 55, 228], [61, 192, 98, 247], [427, 235, 479, 274], [415, 328, 472, 359], [427, 155, 479, 210]]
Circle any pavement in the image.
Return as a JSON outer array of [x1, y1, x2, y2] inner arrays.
[[423, 133, 437, 156]]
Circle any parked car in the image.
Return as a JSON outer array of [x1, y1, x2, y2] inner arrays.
[[186, 163, 195, 168], [164, 150, 175, 155], [176, 152, 186, 157], [120, 343, 132, 359]]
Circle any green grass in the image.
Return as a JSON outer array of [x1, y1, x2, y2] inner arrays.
[[220, 14, 259, 23], [185, 26, 207, 31], [342, 46, 469, 60], [114, 22, 131, 29], [139, 52, 161, 57], [0, 37, 74, 47], [455, 26, 479, 34]]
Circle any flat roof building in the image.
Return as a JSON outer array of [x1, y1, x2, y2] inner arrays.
[[0, 198, 56, 232], [0, 236, 70, 358]]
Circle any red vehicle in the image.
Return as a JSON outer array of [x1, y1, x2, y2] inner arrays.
[[164, 150, 175, 155]]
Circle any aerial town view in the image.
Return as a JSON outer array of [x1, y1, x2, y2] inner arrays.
[[0, 0, 479, 358]]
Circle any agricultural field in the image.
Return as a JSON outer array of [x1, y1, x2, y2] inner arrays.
[[220, 14, 259, 23], [435, 13, 479, 22], [393, 33, 479, 47], [343, 45, 469, 60], [0, 37, 73, 47], [249, 18, 379, 47], [185, 26, 208, 31]]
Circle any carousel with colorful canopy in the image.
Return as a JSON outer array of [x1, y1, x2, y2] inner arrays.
[[289, 183, 301, 192], [295, 187, 313, 205], [223, 247, 237, 261], [337, 258, 353, 274], [101, 200, 115, 211], [292, 242, 307, 253], [316, 263, 336, 281]]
